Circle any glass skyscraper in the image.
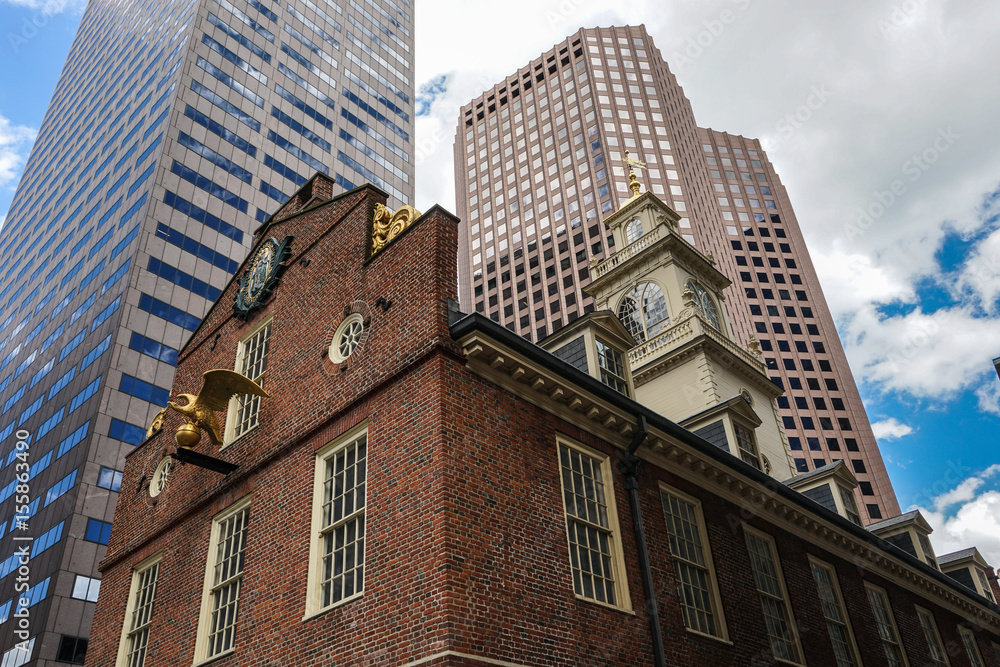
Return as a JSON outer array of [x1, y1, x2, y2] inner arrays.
[[454, 25, 900, 524], [0, 0, 413, 660]]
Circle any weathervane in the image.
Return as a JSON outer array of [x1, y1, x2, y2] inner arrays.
[[623, 150, 646, 199]]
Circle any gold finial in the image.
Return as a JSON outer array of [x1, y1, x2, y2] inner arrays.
[[623, 150, 646, 199]]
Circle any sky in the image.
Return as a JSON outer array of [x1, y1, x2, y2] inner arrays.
[[2, 0, 1000, 565]]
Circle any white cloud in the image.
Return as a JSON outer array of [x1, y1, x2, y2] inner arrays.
[[975, 380, 1000, 417], [842, 305, 1000, 399], [0, 114, 36, 190], [916, 465, 1000, 566], [870, 418, 913, 441], [0, 0, 84, 14]]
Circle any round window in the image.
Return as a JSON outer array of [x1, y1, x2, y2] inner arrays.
[[329, 313, 364, 363], [150, 456, 173, 498]]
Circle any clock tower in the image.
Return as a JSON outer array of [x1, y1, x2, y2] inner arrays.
[[584, 164, 795, 479]]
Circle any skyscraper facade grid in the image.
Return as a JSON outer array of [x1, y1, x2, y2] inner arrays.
[[453, 24, 899, 524], [0, 0, 413, 660]]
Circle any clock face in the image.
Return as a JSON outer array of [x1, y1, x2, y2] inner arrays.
[[234, 236, 292, 319], [246, 244, 275, 302]]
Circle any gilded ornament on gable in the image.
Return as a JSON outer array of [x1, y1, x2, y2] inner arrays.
[[371, 203, 421, 256]]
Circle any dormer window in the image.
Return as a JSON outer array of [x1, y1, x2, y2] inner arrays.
[[686, 279, 721, 330], [733, 422, 761, 470], [625, 217, 644, 244], [617, 282, 669, 343], [918, 533, 938, 569], [838, 486, 863, 526], [595, 338, 628, 396]]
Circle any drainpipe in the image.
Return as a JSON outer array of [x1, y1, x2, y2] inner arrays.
[[619, 414, 665, 667]]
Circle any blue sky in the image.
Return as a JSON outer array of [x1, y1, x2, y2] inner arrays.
[[2, 0, 999, 564]]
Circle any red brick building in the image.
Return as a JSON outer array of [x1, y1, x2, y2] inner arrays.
[[87, 177, 1000, 667]]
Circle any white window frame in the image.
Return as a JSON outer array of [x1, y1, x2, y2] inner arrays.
[[556, 436, 631, 611], [193, 495, 252, 664], [975, 567, 996, 603], [865, 583, 910, 667], [115, 551, 162, 667], [224, 318, 272, 445], [743, 525, 804, 665], [960, 626, 985, 667], [808, 555, 861, 666], [305, 422, 368, 618], [659, 483, 728, 641], [914, 605, 949, 666], [732, 420, 762, 470]]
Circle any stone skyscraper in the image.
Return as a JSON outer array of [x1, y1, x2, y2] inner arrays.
[[0, 0, 413, 660], [454, 24, 899, 522]]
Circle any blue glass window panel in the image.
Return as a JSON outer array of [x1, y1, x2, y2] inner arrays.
[[196, 57, 264, 107], [129, 332, 177, 365], [178, 132, 253, 183], [80, 334, 112, 370], [109, 418, 145, 446], [162, 191, 244, 242], [169, 161, 249, 213], [48, 366, 76, 400], [183, 105, 257, 156], [267, 130, 327, 174], [84, 519, 113, 545], [263, 154, 307, 187], [154, 223, 239, 273], [97, 467, 123, 492], [207, 12, 271, 61], [57, 421, 89, 458], [119, 373, 170, 406], [190, 80, 261, 131], [69, 376, 102, 412], [138, 293, 201, 331], [146, 258, 222, 302], [271, 107, 331, 151]]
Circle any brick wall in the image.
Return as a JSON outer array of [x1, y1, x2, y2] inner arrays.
[[87, 179, 1000, 667]]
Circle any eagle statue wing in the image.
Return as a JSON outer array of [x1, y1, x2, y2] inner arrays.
[[196, 369, 269, 412]]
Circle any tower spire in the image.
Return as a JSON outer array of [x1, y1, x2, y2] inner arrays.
[[623, 150, 646, 201]]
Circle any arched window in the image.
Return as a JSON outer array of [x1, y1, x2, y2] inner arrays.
[[686, 279, 721, 330], [617, 282, 669, 343], [625, 218, 644, 245]]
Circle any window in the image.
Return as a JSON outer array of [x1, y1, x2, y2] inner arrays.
[[744, 528, 802, 663], [557, 438, 628, 608], [117, 553, 161, 667], [624, 217, 643, 244], [976, 568, 996, 603], [56, 636, 87, 664], [98, 467, 123, 492], [195, 498, 251, 661], [226, 320, 271, 443], [839, 487, 862, 526], [595, 338, 628, 395], [72, 575, 101, 602], [734, 423, 761, 470], [617, 282, 669, 343], [809, 558, 859, 666], [329, 313, 364, 363], [915, 606, 948, 666], [685, 279, 720, 329], [866, 584, 908, 666], [960, 627, 985, 667], [85, 519, 113, 545], [306, 425, 367, 615], [660, 486, 726, 639]]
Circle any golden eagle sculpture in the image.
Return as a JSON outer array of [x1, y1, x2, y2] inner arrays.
[[166, 369, 269, 447]]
